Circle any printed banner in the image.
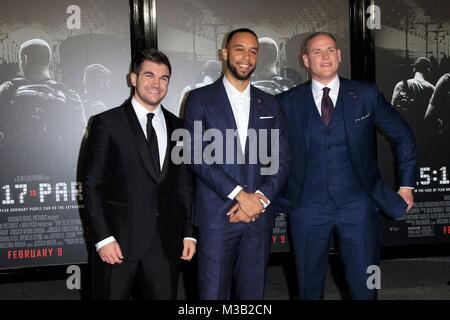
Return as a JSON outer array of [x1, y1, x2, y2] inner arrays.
[[0, 0, 131, 269], [374, 0, 450, 245]]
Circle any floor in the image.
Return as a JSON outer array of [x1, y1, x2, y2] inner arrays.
[[0, 255, 449, 300]]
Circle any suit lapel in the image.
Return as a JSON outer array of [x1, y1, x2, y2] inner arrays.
[[340, 78, 363, 164], [124, 102, 159, 183], [248, 86, 262, 130], [243, 86, 263, 164], [216, 79, 245, 160], [216, 79, 238, 131], [302, 82, 313, 156]]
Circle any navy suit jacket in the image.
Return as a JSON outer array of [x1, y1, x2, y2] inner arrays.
[[184, 78, 291, 230], [277, 77, 417, 218]]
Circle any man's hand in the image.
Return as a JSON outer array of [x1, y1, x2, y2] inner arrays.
[[235, 190, 268, 218], [398, 187, 414, 212], [227, 203, 253, 223], [98, 241, 123, 264], [181, 239, 196, 261]]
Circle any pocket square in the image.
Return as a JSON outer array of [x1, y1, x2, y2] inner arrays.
[[259, 116, 274, 119], [355, 113, 370, 122]]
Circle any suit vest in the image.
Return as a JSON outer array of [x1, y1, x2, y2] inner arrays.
[[301, 97, 366, 206]]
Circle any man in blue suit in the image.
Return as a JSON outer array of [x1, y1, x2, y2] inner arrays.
[[184, 28, 290, 299], [277, 32, 416, 300]]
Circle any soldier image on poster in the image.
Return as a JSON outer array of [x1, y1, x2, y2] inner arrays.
[[425, 72, 450, 154], [82, 63, 111, 122], [0, 38, 86, 178], [178, 59, 221, 117], [426, 73, 450, 132], [391, 57, 435, 153], [251, 37, 295, 95]]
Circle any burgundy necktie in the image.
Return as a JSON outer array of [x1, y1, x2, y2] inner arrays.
[[321, 87, 334, 126]]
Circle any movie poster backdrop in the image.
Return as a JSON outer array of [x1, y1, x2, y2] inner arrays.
[[0, 0, 131, 269], [375, 0, 450, 245]]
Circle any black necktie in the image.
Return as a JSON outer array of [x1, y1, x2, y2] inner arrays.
[[321, 87, 334, 126], [146, 113, 160, 173]]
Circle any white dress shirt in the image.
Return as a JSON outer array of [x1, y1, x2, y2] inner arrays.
[[223, 75, 251, 154], [132, 98, 167, 171], [311, 76, 340, 115], [222, 76, 269, 207]]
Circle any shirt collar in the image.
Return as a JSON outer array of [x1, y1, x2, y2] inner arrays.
[[222, 75, 251, 100], [131, 97, 163, 120], [311, 76, 340, 97]]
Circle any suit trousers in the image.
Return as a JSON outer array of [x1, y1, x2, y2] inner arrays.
[[197, 223, 272, 300], [92, 227, 179, 300], [289, 194, 379, 300]]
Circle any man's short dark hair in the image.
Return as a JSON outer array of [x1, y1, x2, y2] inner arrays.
[[225, 28, 258, 48], [301, 32, 337, 55], [19, 39, 51, 74], [413, 57, 432, 73], [132, 48, 172, 76]]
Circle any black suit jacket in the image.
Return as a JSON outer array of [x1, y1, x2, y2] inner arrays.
[[83, 99, 194, 261]]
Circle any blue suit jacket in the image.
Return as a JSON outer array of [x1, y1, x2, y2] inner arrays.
[[184, 78, 291, 230], [277, 78, 417, 218]]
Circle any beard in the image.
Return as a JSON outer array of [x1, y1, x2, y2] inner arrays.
[[226, 59, 255, 81]]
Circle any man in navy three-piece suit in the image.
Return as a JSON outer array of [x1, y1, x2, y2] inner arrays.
[[277, 32, 417, 300], [184, 28, 290, 299]]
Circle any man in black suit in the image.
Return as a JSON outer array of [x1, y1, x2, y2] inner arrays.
[[83, 49, 196, 300]]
